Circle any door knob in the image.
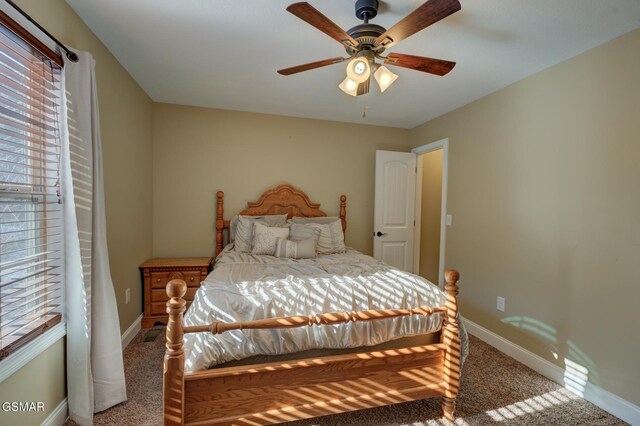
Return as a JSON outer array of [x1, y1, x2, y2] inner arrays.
[[376, 231, 387, 237]]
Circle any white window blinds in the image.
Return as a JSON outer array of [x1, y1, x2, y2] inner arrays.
[[0, 22, 63, 359]]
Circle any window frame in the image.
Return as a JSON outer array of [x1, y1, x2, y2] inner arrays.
[[0, 7, 64, 373]]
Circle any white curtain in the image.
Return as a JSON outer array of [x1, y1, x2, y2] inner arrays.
[[61, 50, 127, 425]]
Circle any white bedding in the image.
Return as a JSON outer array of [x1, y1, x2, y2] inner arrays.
[[183, 245, 468, 372]]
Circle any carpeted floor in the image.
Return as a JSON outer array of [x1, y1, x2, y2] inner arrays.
[[69, 327, 626, 426]]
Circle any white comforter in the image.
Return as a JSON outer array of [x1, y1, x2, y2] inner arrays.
[[183, 245, 468, 372]]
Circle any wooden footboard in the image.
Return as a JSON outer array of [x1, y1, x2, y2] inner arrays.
[[164, 270, 461, 425]]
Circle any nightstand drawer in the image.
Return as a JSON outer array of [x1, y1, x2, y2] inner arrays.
[[150, 287, 198, 302], [150, 270, 201, 289], [151, 301, 192, 316]]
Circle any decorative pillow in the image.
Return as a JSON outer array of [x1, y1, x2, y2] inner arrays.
[[290, 220, 345, 254], [315, 219, 346, 254], [251, 222, 290, 255], [234, 214, 288, 252], [274, 238, 317, 259]]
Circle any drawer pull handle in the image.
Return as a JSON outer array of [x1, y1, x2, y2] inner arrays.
[[156, 278, 161, 283], [190, 277, 194, 282]]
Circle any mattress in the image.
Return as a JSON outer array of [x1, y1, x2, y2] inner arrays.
[[182, 245, 468, 372]]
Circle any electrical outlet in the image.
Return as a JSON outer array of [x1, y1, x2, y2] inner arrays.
[[125, 288, 130, 305], [446, 214, 453, 226], [496, 296, 505, 312]]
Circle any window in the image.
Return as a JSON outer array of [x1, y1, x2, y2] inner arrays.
[[0, 13, 63, 360]]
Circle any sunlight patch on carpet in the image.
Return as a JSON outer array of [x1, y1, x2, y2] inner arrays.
[[485, 389, 579, 421]]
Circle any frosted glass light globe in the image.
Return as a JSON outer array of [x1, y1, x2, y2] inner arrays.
[[346, 57, 370, 83], [373, 65, 399, 92], [338, 76, 359, 96]]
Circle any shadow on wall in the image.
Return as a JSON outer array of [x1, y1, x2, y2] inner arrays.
[[498, 244, 601, 400], [501, 315, 599, 398]]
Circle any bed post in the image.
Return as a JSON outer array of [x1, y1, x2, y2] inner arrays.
[[215, 191, 224, 257], [339, 195, 347, 234], [164, 279, 187, 426], [442, 269, 461, 421]]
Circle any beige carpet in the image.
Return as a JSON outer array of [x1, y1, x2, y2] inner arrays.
[[69, 327, 625, 426]]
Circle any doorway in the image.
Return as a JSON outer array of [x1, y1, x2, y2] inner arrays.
[[373, 151, 417, 272], [412, 139, 448, 287]]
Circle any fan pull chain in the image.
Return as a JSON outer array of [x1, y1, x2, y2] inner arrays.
[[362, 88, 370, 118]]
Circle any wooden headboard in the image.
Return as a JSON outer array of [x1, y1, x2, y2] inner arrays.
[[215, 184, 346, 256]]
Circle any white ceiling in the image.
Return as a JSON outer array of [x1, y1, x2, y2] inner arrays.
[[65, 0, 640, 129]]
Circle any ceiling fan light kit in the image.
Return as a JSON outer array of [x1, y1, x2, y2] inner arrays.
[[278, 0, 461, 98], [338, 76, 359, 97], [346, 56, 371, 83], [373, 65, 398, 93]]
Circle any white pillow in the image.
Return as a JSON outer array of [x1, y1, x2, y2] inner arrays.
[[274, 238, 317, 259], [290, 220, 345, 255], [251, 222, 290, 255], [229, 215, 239, 242], [234, 214, 288, 252], [289, 223, 321, 242], [317, 219, 346, 254]]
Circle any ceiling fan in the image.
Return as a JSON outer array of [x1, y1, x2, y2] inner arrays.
[[277, 0, 462, 96]]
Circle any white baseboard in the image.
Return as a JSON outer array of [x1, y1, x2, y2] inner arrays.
[[121, 314, 143, 349], [41, 398, 68, 426], [463, 317, 640, 425]]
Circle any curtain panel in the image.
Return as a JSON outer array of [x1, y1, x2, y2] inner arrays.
[[62, 50, 126, 425]]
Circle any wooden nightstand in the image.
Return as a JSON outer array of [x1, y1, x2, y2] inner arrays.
[[139, 257, 213, 328]]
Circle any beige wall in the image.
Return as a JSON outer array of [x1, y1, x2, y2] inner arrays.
[[0, 1, 154, 424], [152, 104, 410, 257], [0, 339, 66, 425], [410, 28, 640, 405], [419, 150, 443, 283]]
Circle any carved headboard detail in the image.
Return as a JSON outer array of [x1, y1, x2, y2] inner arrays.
[[240, 184, 328, 218], [215, 184, 347, 257]]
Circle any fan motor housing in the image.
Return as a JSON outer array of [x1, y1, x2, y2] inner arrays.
[[355, 0, 379, 21], [346, 23, 386, 54]]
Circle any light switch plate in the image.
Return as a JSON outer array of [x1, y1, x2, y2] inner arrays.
[[125, 288, 131, 304], [446, 214, 452, 226], [497, 296, 505, 312]]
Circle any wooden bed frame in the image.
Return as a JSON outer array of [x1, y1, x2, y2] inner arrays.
[[164, 184, 461, 425]]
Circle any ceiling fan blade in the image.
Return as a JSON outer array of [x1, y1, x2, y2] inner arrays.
[[287, 2, 358, 49], [375, 0, 461, 49], [278, 57, 347, 76], [385, 53, 455, 76]]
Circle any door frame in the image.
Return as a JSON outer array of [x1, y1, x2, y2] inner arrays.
[[411, 138, 449, 287]]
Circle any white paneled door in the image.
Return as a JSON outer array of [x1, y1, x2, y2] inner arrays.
[[374, 150, 416, 272]]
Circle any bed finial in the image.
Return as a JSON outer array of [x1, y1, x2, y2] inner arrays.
[[442, 269, 461, 421], [216, 191, 225, 257], [444, 269, 460, 289], [340, 195, 347, 234], [164, 279, 187, 425]]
